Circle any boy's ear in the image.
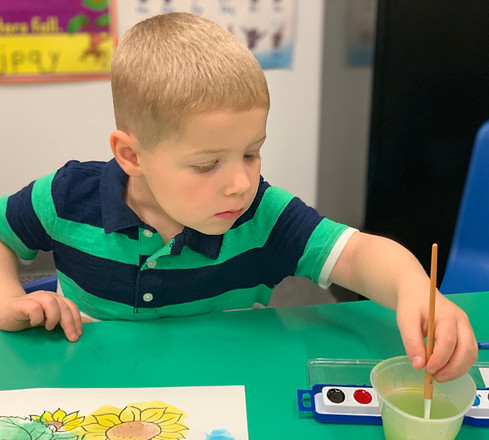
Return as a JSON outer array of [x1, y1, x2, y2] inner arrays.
[[110, 130, 142, 176]]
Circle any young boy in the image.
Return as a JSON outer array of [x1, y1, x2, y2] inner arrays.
[[0, 13, 477, 382]]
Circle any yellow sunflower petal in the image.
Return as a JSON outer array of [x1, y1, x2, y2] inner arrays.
[[160, 413, 183, 425], [53, 408, 68, 421], [92, 413, 122, 427], [140, 407, 168, 423], [129, 401, 165, 411], [82, 422, 113, 434], [160, 422, 190, 433], [63, 411, 82, 423], [155, 431, 188, 440], [119, 405, 141, 422], [30, 415, 41, 422], [79, 427, 108, 440], [90, 404, 121, 414], [63, 417, 85, 431], [41, 411, 54, 422]]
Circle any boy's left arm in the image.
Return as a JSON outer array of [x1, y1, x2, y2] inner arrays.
[[329, 231, 478, 382]]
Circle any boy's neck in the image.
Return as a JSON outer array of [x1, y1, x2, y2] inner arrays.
[[124, 175, 183, 243]]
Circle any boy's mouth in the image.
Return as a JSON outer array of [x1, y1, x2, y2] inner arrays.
[[214, 209, 243, 220]]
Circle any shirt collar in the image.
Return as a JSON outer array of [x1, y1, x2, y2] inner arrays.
[[100, 159, 143, 234], [172, 228, 223, 259], [99, 159, 224, 259]]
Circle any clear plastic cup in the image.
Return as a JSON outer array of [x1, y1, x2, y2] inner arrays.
[[370, 356, 476, 440]]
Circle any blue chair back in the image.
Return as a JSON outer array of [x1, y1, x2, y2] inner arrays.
[[23, 274, 58, 294], [441, 120, 489, 293]]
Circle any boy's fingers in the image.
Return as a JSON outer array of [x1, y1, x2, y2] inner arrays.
[[23, 301, 47, 328], [397, 313, 426, 370], [431, 322, 478, 382], [426, 299, 478, 381], [40, 295, 81, 342], [22, 292, 83, 342], [57, 298, 83, 341], [60, 296, 83, 333], [425, 319, 457, 375], [39, 294, 62, 331]]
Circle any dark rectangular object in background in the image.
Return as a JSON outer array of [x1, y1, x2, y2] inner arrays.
[[366, 1, 489, 276]]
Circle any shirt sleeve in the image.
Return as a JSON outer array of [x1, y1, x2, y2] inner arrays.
[[294, 216, 358, 288], [0, 172, 57, 260], [259, 184, 357, 288]]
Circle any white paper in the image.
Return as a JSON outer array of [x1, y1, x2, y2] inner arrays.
[[479, 368, 489, 389], [0, 385, 248, 439]]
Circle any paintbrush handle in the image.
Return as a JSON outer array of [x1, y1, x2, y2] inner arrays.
[[424, 243, 438, 400], [424, 372, 434, 399]]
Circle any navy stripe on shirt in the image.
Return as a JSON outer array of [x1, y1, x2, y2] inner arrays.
[[6, 181, 52, 252], [53, 196, 321, 308]]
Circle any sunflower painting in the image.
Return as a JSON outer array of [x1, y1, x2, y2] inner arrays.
[[31, 408, 85, 433], [0, 386, 246, 440], [0, 401, 189, 440], [0, 414, 79, 440], [82, 400, 189, 440]]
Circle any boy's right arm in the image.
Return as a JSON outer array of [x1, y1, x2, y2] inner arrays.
[[0, 241, 83, 342]]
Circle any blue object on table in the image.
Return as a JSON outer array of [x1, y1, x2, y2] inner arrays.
[[441, 120, 489, 294], [22, 275, 58, 294]]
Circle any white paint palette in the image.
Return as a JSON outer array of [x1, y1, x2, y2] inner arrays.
[[297, 358, 489, 427]]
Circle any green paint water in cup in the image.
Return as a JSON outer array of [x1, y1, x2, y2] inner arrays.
[[387, 389, 459, 419]]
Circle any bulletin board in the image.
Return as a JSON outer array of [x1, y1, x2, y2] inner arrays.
[[0, 0, 117, 83]]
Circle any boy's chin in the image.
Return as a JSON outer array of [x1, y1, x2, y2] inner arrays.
[[192, 221, 235, 236]]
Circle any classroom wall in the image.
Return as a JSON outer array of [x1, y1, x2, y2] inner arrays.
[[0, 1, 325, 209], [317, 0, 376, 229], [1, 0, 377, 277]]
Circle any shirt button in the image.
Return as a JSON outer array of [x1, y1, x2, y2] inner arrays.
[[147, 260, 156, 269], [143, 293, 153, 302], [143, 229, 153, 238]]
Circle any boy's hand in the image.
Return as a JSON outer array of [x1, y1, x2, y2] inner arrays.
[[0, 291, 84, 342], [397, 290, 478, 382], [330, 232, 478, 382]]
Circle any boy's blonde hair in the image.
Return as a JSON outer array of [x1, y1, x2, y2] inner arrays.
[[111, 12, 270, 148]]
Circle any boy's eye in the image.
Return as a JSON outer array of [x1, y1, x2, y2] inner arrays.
[[244, 151, 260, 160], [193, 160, 219, 173]]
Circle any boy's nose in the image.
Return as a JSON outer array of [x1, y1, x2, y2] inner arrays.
[[224, 164, 252, 196]]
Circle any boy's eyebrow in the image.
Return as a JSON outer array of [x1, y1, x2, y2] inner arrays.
[[184, 135, 267, 156]]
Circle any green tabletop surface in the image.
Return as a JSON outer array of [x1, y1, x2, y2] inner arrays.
[[1, 292, 488, 439]]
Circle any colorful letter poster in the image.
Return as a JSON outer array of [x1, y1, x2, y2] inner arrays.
[[120, 0, 296, 70], [0, 0, 117, 83], [0, 386, 248, 439]]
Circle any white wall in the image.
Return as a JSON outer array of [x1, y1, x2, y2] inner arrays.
[[0, 81, 114, 196], [0, 1, 325, 209]]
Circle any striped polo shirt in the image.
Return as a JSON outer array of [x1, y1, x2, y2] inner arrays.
[[0, 159, 355, 320]]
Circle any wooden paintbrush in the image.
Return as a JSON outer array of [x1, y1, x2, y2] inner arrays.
[[424, 243, 438, 419]]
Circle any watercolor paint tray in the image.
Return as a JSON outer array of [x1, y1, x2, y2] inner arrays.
[[297, 358, 489, 427]]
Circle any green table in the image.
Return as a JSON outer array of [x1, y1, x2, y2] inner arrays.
[[1, 292, 488, 439]]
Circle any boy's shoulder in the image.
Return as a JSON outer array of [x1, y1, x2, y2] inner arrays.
[[52, 159, 122, 186], [54, 159, 110, 182], [50, 159, 112, 203], [48, 159, 126, 228]]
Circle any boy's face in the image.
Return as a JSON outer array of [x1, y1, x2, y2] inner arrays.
[[134, 108, 268, 236]]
